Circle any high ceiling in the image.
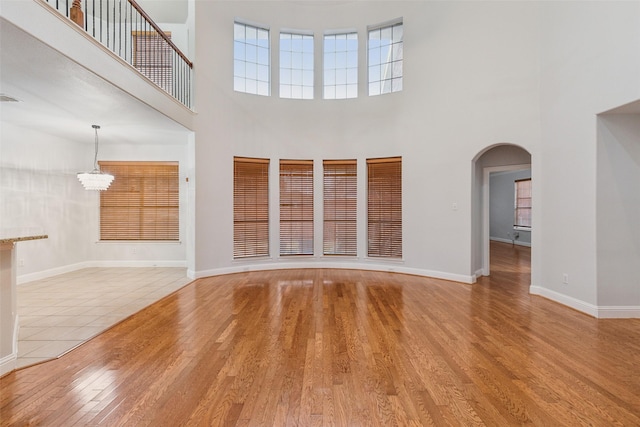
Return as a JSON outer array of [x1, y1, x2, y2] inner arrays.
[[2, 0, 637, 152], [0, 16, 191, 147]]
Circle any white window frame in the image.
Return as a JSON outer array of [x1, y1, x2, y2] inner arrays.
[[280, 30, 314, 99], [323, 30, 358, 99], [234, 20, 270, 96], [367, 18, 403, 96]]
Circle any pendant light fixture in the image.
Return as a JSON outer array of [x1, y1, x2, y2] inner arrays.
[[77, 125, 114, 191]]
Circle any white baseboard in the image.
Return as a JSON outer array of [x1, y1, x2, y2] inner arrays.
[[91, 260, 187, 268], [529, 286, 640, 319], [0, 316, 19, 377], [530, 286, 599, 317], [529, 286, 640, 318], [17, 261, 92, 284], [194, 260, 476, 284], [18, 260, 187, 285], [490, 237, 532, 247], [400, 266, 475, 284], [0, 352, 17, 378]]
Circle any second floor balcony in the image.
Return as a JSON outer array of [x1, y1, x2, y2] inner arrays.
[[40, 0, 193, 109]]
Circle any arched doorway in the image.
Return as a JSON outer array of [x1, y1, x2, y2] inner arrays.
[[471, 144, 532, 278]]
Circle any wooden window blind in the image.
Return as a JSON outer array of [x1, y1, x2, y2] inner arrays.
[[280, 160, 314, 255], [323, 160, 357, 256], [234, 157, 270, 258], [99, 161, 179, 241], [133, 31, 173, 94], [515, 178, 532, 228], [367, 157, 402, 258]]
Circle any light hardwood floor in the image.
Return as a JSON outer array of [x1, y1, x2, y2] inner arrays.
[[1, 242, 639, 425]]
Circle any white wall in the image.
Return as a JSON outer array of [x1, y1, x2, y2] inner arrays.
[[1, 124, 93, 277], [490, 169, 531, 245], [535, 1, 640, 315], [193, 1, 541, 281], [596, 114, 640, 316]]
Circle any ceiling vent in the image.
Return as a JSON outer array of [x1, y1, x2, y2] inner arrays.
[[0, 94, 20, 102]]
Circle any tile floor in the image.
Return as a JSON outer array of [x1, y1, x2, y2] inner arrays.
[[16, 267, 192, 369]]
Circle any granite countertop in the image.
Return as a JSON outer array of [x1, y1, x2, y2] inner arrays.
[[0, 235, 48, 244]]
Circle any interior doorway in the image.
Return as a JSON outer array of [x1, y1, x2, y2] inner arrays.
[[483, 164, 531, 275], [472, 144, 532, 278], [595, 111, 640, 313]]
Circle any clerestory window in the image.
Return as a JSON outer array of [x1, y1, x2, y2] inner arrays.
[[280, 32, 314, 99], [234, 21, 270, 96], [368, 20, 403, 96], [324, 32, 358, 99]]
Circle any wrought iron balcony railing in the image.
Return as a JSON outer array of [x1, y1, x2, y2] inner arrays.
[[43, 0, 193, 108]]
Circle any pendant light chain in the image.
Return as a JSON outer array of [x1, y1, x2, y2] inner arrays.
[[93, 124, 101, 171]]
